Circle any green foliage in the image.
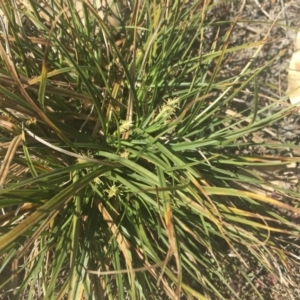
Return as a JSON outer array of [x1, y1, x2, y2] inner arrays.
[[0, 0, 299, 299]]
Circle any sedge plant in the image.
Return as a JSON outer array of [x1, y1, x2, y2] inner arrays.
[[0, 0, 299, 299]]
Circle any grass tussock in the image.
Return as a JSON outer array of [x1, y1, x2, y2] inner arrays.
[[0, 0, 299, 299]]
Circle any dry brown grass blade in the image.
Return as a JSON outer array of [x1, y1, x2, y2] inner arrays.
[[11, 209, 60, 295], [192, 177, 249, 267], [88, 252, 176, 299], [234, 164, 298, 197], [155, 186, 181, 299], [0, 203, 38, 225], [88, 261, 165, 276], [211, 188, 300, 215], [0, 27, 74, 149], [11, 210, 59, 294], [0, 73, 95, 105], [0, 134, 22, 188], [0, 118, 19, 133], [96, 199, 135, 296]]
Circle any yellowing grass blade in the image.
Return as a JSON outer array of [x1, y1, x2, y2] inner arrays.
[[0, 135, 22, 188]]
